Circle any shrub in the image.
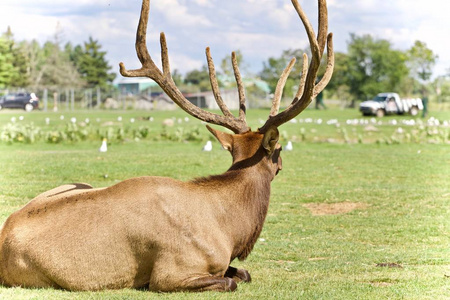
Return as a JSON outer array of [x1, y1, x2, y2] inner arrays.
[[0, 123, 41, 144]]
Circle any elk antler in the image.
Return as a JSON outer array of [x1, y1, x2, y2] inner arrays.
[[119, 0, 250, 134], [258, 0, 334, 133]]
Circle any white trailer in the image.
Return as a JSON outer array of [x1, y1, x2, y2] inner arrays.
[[359, 92, 423, 117]]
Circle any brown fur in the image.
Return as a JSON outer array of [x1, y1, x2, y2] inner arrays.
[[0, 0, 332, 290], [0, 129, 282, 292]]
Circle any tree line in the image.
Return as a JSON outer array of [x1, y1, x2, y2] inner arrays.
[[179, 34, 447, 104], [257, 34, 440, 103], [1, 26, 449, 104], [0, 26, 116, 92]]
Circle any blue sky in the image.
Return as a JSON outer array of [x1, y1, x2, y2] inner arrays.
[[1, 0, 448, 81]]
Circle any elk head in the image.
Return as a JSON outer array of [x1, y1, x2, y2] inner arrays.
[[119, 0, 334, 175]]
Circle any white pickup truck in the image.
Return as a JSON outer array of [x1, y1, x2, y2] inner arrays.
[[359, 92, 423, 117]]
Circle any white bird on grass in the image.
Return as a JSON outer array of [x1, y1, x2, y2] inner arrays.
[[99, 138, 108, 152], [285, 141, 293, 151], [202, 141, 212, 152]]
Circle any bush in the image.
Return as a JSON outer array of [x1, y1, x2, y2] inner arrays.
[[0, 123, 41, 144]]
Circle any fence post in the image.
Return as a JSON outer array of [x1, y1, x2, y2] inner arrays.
[[97, 86, 101, 109], [71, 89, 75, 111], [65, 89, 69, 111], [43, 89, 48, 111], [84, 90, 87, 109], [89, 89, 92, 109], [53, 92, 58, 112]]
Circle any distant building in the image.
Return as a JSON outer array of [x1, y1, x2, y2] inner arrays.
[[217, 74, 271, 94], [184, 89, 242, 110], [116, 76, 271, 110], [117, 78, 158, 95]]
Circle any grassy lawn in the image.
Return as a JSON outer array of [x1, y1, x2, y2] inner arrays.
[[0, 107, 449, 299]]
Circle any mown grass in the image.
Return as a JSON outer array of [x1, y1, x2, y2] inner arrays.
[[0, 107, 449, 299]]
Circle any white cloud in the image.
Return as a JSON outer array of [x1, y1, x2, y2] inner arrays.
[[193, 0, 213, 7], [2, 11, 59, 42], [267, 3, 296, 29], [152, 0, 212, 27], [169, 53, 204, 74], [0, 0, 448, 79]]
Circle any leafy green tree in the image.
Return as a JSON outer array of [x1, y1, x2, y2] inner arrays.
[[0, 27, 29, 88], [346, 34, 408, 100], [259, 48, 332, 99], [0, 35, 16, 88], [19, 39, 46, 89], [323, 52, 349, 96], [39, 40, 83, 89], [220, 50, 246, 77], [184, 65, 211, 91], [71, 37, 116, 88], [433, 76, 450, 103], [28, 23, 84, 89], [407, 40, 437, 99], [259, 49, 305, 98], [219, 50, 255, 90], [171, 69, 184, 86], [260, 55, 288, 93], [407, 41, 437, 83]]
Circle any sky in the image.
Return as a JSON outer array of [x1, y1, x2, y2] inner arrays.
[[1, 0, 449, 82]]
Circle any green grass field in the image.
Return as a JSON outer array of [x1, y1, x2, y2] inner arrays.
[[0, 107, 449, 299]]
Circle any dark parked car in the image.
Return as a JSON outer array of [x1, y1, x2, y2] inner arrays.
[[0, 92, 39, 112]]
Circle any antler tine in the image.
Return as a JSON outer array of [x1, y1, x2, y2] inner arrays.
[[120, 0, 251, 134], [259, 0, 333, 133], [294, 53, 309, 100], [292, 0, 321, 67], [160, 33, 171, 77], [270, 58, 296, 117], [119, 0, 160, 79], [206, 47, 234, 118], [313, 33, 334, 98], [231, 52, 247, 122], [316, 0, 328, 54]]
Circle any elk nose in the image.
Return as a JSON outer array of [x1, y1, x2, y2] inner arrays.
[[276, 156, 282, 175]]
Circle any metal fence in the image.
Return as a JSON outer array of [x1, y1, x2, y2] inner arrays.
[[0, 87, 136, 111], [1, 86, 274, 111]]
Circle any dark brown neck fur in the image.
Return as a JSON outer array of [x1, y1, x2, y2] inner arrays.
[[191, 147, 274, 261]]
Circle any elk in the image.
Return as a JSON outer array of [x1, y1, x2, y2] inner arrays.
[[0, 0, 333, 292]]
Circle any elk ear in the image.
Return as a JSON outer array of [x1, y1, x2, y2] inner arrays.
[[206, 125, 233, 151], [262, 127, 279, 156]]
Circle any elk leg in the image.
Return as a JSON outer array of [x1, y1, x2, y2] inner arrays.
[[181, 276, 237, 292], [224, 266, 251, 283]]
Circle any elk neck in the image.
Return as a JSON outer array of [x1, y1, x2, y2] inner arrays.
[[191, 143, 276, 261], [191, 146, 274, 195]]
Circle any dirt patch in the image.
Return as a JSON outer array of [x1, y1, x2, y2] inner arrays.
[[308, 257, 331, 261], [376, 262, 403, 268], [303, 202, 368, 216], [369, 281, 395, 287]]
